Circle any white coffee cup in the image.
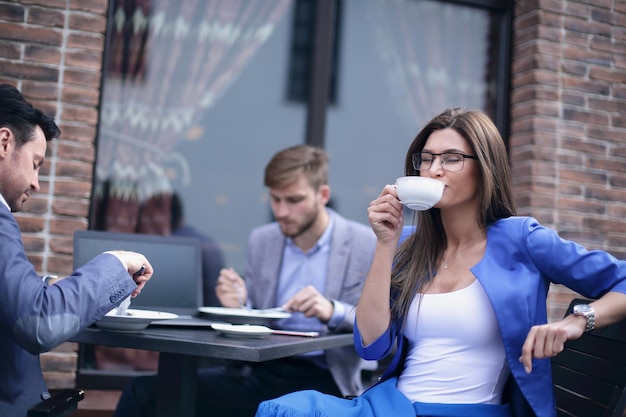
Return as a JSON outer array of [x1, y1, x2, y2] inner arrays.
[[395, 176, 444, 211]]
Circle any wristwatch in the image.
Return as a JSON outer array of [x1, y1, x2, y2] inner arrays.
[[572, 304, 595, 332]]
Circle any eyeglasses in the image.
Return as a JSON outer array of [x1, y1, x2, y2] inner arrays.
[[412, 152, 478, 172]]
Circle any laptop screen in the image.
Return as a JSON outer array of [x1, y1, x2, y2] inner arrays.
[[73, 230, 203, 315]]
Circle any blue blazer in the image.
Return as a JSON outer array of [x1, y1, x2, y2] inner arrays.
[[0, 204, 137, 416], [355, 216, 626, 417], [245, 208, 377, 396]]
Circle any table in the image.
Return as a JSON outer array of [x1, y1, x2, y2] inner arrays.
[[70, 326, 354, 417]]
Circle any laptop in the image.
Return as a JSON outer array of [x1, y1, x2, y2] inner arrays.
[[73, 230, 216, 327]]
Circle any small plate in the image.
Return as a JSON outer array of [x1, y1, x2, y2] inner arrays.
[[198, 307, 291, 325], [210, 323, 272, 338], [95, 309, 179, 331]]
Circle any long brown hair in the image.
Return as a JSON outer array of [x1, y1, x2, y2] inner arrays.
[[390, 108, 517, 321]]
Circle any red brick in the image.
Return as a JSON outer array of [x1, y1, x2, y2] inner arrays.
[[584, 217, 626, 234], [609, 175, 626, 188], [53, 180, 93, 198], [20, 81, 59, 100], [559, 167, 607, 184], [56, 123, 98, 143], [50, 236, 75, 254], [21, 197, 49, 215], [55, 159, 93, 179], [47, 254, 74, 276], [0, 3, 26, 22], [0, 40, 21, 59], [50, 217, 89, 235], [62, 85, 100, 106], [16, 215, 46, 232], [60, 106, 99, 124], [24, 44, 62, 65], [613, 114, 626, 129], [562, 46, 612, 67], [57, 141, 95, 163], [565, 15, 612, 37], [67, 33, 104, 52], [68, 13, 107, 33], [52, 198, 90, 217], [0, 61, 59, 82], [63, 68, 102, 88], [562, 108, 610, 126], [65, 50, 102, 71], [0, 22, 62, 46], [589, 66, 626, 83], [69, 0, 108, 14], [27, 6, 65, 27], [21, 235, 45, 252], [19, 0, 67, 8], [561, 138, 607, 155]]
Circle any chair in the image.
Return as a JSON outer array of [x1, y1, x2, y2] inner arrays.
[[551, 299, 626, 417], [27, 389, 84, 417]]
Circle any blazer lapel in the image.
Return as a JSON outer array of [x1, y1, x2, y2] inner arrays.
[[256, 226, 285, 309], [325, 213, 349, 300]]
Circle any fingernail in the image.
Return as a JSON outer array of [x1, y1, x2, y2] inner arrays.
[[524, 366, 531, 374]]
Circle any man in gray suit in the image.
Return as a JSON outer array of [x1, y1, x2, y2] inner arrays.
[[114, 145, 376, 417], [0, 84, 153, 416]]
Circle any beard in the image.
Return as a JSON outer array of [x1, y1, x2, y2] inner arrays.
[[279, 206, 319, 239]]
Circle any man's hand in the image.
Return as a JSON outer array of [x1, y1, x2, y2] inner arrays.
[[216, 267, 247, 308], [282, 285, 334, 323], [105, 250, 153, 297]]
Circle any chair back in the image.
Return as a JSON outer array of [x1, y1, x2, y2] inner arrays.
[[552, 298, 626, 417]]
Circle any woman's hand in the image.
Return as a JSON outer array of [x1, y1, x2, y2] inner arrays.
[[519, 314, 586, 373], [367, 184, 404, 245]]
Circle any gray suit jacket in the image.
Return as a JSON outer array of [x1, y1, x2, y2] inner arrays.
[[0, 203, 136, 416], [246, 209, 376, 396]]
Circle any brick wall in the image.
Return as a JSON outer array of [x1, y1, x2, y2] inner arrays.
[[0, 0, 625, 390], [510, 0, 626, 321], [0, 0, 108, 389]]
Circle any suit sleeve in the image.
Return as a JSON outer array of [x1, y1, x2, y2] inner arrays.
[[0, 207, 136, 353]]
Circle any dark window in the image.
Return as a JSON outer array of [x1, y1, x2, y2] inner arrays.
[[286, 0, 342, 104]]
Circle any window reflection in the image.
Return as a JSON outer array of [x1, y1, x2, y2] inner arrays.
[[326, 0, 501, 223], [92, 0, 295, 238], [91, 0, 504, 271]]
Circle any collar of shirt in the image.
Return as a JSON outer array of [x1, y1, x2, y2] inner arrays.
[[0, 193, 9, 211], [284, 210, 334, 256]]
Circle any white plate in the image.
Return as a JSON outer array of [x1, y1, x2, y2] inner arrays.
[[95, 309, 179, 331], [198, 307, 291, 325], [210, 323, 273, 338]]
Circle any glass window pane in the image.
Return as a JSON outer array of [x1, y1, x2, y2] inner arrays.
[[93, 0, 302, 273], [326, 0, 499, 224]]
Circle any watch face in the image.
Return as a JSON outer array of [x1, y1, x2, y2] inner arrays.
[[573, 304, 593, 315]]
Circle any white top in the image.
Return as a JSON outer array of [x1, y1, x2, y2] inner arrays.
[[397, 279, 510, 404]]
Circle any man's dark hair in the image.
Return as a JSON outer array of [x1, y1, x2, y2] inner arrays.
[[0, 84, 60, 148]]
